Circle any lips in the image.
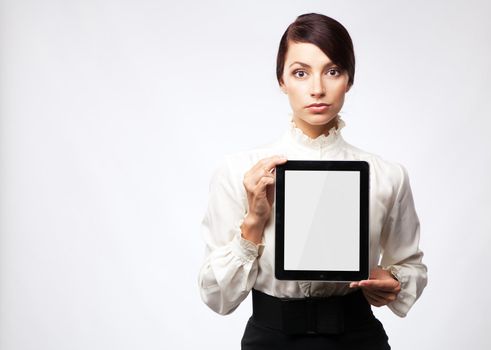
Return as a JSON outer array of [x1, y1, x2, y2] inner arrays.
[[306, 103, 331, 113], [306, 103, 330, 108]]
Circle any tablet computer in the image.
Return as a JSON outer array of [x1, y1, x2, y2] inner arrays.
[[274, 160, 369, 282]]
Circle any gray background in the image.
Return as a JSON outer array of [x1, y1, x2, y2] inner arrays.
[[1, 0, 490, 349]]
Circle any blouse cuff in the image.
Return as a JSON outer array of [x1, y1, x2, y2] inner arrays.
[[230, 218, 265, 263], [385, 264, 414, 317]]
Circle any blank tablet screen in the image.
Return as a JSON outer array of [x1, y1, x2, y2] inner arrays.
[[284, 170, 359, 271], [275, 160, 369, 281]]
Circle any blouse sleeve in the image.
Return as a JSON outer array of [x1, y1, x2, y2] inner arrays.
[[379, 163, 428, 317], [197, 156, 263, 315]]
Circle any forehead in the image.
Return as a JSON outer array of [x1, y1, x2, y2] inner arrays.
[[284, 41, 332, 67]]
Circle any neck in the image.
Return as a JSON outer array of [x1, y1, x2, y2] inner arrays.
[[292, 115, 339, 139]]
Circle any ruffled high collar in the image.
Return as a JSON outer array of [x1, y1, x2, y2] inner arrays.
[[287, 115, 345, 150]]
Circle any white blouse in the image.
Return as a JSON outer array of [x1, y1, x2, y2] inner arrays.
[[198, 117, 427, 318]]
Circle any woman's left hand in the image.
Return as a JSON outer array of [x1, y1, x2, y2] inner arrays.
[[349, 267, 401, 307]]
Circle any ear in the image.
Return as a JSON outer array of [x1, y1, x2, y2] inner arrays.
[[279, 82, 287, 94], [346, 83, 352, 93]]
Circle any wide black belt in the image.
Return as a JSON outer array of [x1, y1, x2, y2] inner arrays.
[[251, 288, 373, 335]]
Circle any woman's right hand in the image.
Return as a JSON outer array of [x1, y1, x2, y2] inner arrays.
[[240, 155, 288, 244]]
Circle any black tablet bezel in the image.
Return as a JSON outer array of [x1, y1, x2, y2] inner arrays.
[[274, 160, 369, 282]]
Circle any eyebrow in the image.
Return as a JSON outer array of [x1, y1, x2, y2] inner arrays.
[[288, 61, 336, 69]]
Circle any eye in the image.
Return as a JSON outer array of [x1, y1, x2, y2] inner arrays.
[[326, 68, 341, 77], [293, 69, 308, 78]]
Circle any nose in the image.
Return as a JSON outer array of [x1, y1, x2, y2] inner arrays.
[[310, 74, 326, 99]]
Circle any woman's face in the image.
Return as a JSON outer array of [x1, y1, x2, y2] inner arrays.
[[280, 41, 351, 138]]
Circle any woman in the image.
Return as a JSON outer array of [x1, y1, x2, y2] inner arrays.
[[198, 13, 427, 349]]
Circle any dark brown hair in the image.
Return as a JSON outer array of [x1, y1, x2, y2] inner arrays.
[[276, 13, 355, 86]]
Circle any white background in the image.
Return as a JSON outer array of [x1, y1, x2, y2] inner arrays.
[[1, 0, 490, 349]]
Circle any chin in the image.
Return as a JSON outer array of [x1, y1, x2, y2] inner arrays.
[[306, 114, 337, 125]]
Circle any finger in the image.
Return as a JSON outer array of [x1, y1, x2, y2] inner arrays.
[[244, 155, 287, 193], [365, 289, 397, 305], [244, 162, 275, 187], [255, 155, 288, 174], [363, 290, 388, 307], [349, 282, 360, 288], [358, 279, 400, 292], [250, 156, 282, 173], [363, 291, 385, 307], [362, 288, 398, 301], [266, 178, 276, 205], [245, 169, 275, 191], [253, 176, 275, 196], [257, 167, 276, 180]]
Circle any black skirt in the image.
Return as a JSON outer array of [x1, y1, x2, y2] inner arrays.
[[241, 289, 390, 350]]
